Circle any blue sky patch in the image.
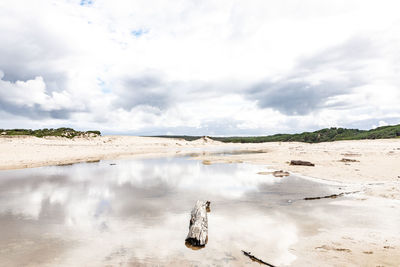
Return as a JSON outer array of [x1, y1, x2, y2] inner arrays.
[[80, 0, 93, 6], [131, 29, 149, 37], [97, 78, 111, 93]]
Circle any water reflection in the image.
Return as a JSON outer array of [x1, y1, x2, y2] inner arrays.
[[0, 157, 345, 266]]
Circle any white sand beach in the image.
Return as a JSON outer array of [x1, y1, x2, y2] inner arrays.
[[1, 136, 400, 201], [1, 136, 399, 184]]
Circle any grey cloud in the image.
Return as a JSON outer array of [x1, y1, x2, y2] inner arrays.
[[0, 11, 101, 121], [115, 75, 171, 110], [0, 69, 70, 119], [0, 20, 70, 92], [299, 36, 380, 72], [0, 100, 73, 120], [0, 9, 77, 120], [113, 74, 232, 111], [0, 8, 79, 119], [246, 36, 376, 115], [0, 73, 81, 120], [248, 80, 357, 115]]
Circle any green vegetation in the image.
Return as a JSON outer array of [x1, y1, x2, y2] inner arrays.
[[211, 125, 400, 143], [0, 128, 101, 138], [3, 124, 399, 143], [154, 124, 400, 143]]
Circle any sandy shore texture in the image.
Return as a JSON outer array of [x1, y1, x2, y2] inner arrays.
[[1, 136, 399, 183], [1, 136, 400, 200], [1, 135, 400, 266]]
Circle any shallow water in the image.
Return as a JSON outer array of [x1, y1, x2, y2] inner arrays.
[[0, 156, 355, 266]]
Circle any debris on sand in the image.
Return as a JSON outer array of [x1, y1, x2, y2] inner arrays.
[[273, 170, 290, 177], [290, 160, 315, 166], [339, 158, 360, 162], [86, 159, 100, 163], [304, 191, 360, 200], [315, 245, 351, 253], [241, 250, 276, 267], [384, 245, 395, 249]]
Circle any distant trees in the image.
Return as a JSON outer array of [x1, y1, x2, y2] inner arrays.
[[210, 124, 400, 143]]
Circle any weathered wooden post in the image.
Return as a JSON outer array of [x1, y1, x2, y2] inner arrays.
[[185, 200, 210, 247]]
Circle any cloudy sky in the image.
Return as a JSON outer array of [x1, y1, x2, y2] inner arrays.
[[0, 0, 399, 135]]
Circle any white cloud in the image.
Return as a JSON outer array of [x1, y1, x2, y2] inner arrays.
[[0, 71, 47, 107], [0, 0, 399, 134], [0, 70, 83, 112]]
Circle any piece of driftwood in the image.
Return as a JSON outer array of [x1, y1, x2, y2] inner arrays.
[[339, 158, 359, 162], [242, 251, 276, 267], [273, 170, 290, 177], [304, 191, 360, 200], [290, 160, 315, 166], [185, 200, 210, 247]]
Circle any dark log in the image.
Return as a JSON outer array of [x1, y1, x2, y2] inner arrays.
[[304, 191, 360, 200], [339, 158, 359, 162], [290, 160, 315, 166], [242, 250, 276, 267], [185, 200, 210, 247], [273, 170, 290, 177]]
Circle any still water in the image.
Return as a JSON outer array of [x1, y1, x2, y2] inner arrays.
[[0, 156, 351, 266]]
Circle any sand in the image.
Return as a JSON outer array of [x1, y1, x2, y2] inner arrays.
[[1, 135, 399, 266], [1, 135, 399, 200], [1, 135, 399, 183]]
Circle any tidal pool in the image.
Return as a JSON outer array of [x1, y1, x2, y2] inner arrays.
[[0, 156, 356, 266]]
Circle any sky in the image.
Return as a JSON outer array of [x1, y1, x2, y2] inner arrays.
[[0, 0, 399, 136]]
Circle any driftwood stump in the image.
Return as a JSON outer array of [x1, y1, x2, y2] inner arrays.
[[290, 160, 315, 166], [185, 200, 210, 247]]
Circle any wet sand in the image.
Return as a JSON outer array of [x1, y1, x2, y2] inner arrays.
[[0, 158, 399, 267]]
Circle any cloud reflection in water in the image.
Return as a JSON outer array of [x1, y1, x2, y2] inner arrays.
[[0, 157, 339, 266]]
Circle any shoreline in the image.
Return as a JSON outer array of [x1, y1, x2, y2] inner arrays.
[[1, 135, 400, 197], [1, 135, 399, 177]]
